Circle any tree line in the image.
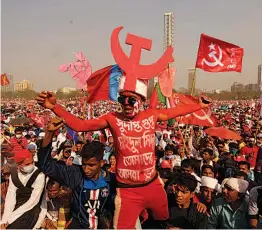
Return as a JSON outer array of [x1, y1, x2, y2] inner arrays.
[[1, 88, 260, 101]]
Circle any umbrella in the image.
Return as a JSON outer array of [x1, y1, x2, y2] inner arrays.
[[10, 117, 30, 126], [204, 127, 241, 140]]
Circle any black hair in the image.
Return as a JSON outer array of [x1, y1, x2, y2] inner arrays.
[[81, 141, 105, 161], [24, 134, 31, 140], [15, 127, 23, 133], [181, 159, 193, 169], [238, 161, 251, 170], [159, 168, 172, 179], [176, 173, 197, 192], [46, 179, 60, 189], [201, 164, 214, 173], [109, 152, 116, 161], [203, 148, 213, 156], [76, 140, 84, 145], [235, 171, 248, 180], [165, 144, 174, 152], [229, 142, 238, 149]]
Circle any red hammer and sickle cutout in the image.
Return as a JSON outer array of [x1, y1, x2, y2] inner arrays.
[[111, 26, 174, 92]]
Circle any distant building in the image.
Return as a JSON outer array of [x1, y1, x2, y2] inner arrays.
[[1, 74, 14, 92], [14, 80, 34, 91], [188, 68, 195, 93], [55, 87, 76, 94], [258, 64, 262, 91], [231, 82, 245, 92], [245, 83, 257, 92]]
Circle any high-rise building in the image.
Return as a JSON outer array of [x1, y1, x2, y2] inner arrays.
[[258, 64, 262, 92], [14, 80, 34, 91], [1, 74, 14, 92], [188, 68, 195, 93], [153, 12, 174, 86]]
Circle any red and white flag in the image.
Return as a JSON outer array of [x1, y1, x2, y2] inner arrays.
[[28, 113, 46, 128], [171, 93, 218, 127], [195, 34, 244, 73]]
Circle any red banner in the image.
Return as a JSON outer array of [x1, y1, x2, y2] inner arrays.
[[28, 113, 50, 128], [195, 34, 244, 73], [171, 93, 218, 127]]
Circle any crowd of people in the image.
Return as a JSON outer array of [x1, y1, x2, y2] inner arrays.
[[1, 95, 262, 229]]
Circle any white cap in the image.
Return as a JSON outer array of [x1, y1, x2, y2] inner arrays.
[[201, 176, 220, 191], [119, 76, 148, 99], [221, 178, 249, 193]]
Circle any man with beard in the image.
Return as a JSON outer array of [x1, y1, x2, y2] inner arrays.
[[208, 177, 249, 229]]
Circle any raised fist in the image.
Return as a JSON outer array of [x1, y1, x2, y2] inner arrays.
[[36, 91, 57, 110]]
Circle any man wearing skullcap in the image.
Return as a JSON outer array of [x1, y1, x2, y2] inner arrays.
[[198, 176, 220, 213], [207, 178, 250, 229], [0, 149, 45, 229]]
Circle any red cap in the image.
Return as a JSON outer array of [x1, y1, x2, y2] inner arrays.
[[14, 150, 32, 163], [160, 160, 171, 169]]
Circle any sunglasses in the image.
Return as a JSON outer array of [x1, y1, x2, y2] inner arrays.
[[118, 96, 137, 106]]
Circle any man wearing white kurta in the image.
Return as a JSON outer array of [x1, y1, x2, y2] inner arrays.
[[0, 149, 45, 229]]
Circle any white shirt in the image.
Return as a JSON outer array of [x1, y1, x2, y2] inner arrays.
[[71, 151, 82, 165], [1, 166, 45, 226], [57, 133, 67, 148]]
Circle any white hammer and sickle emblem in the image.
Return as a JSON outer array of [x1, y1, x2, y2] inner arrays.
[[184, 108, 214, 125], [202, 43, 224, 67]]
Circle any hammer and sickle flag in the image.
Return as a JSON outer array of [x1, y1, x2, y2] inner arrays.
[[195, 34, 244, 73], [1, 74, 10, 86]]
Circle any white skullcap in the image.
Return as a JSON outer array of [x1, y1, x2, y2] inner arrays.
[[221, 178, 249, 193], [201, 176, 220, 191]]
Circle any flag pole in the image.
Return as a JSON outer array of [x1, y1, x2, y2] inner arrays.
[[191, 68, 197, 96]]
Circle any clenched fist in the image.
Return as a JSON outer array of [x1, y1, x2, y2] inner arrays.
[[36, 91, 57, 110]]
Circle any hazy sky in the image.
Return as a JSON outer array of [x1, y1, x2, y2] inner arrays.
[[2, 0, 262, 92]]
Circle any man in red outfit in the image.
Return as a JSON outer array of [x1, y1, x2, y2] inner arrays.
[[36, 27, 210, 229], [36, 88, 208, 228]]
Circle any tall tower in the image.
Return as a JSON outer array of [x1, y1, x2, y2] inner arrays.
[[188, 68, 196, 93], [153, 12, 174, 86], [258, 64, 262, 92]]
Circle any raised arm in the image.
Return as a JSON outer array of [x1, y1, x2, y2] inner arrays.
[[38, 117, 82, 188], [157, 97, 209, 121], [36, 91, 108, 132], [53, 104, 108, 132]]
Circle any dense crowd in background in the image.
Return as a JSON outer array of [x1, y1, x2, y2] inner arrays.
[[1, 98, 262, 229]]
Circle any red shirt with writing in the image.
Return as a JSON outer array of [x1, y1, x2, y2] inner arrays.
[[53, 104, 202, 185]]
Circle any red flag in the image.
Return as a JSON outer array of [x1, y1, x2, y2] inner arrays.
[[195, 34, 244, 73], [149, 86, 158, 109], [1, 74, 10, 86], [28, 113, 46, 127], [171, 93, 218, 127]]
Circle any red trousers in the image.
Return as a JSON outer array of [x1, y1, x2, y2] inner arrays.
[[113, 177, 168, 229]]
